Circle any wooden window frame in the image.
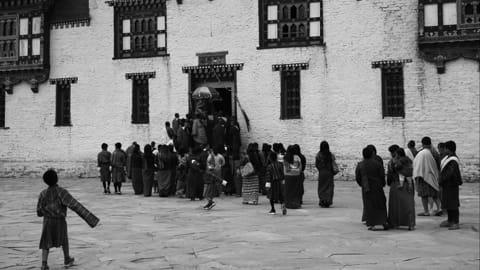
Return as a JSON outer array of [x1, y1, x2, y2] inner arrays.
[[280, 70, 301, 120], [132, 78, 149, 124], [55, 83, 71, 126], [381, 66, 405, 118], [112, 3, 168, 59], [258, 0, 324, 49]]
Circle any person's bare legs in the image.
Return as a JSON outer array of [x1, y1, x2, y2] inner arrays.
[[421, 197, 430, 215], [41, 249, 49, 268]]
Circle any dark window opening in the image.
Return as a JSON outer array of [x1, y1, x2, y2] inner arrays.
[[0, 86, 5, 128], [381, 67, 405, 118], [55, 83, 71, 126], [281, 70, 301, 119], [132, 79, 149, 124]]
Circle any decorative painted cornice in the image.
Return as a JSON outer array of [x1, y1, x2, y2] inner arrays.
[[49, 77, 78, 85], [125, 72, 156, 80], [272, 63, 309, 72], [371, 59, 412, 69], [51, 18, 91, 30], [182, 63, 244, 74], [105, 0, 166, 7], [0, 0, 53, 9]]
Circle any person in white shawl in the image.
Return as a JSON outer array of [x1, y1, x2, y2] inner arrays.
[[413, 137, 441, 216]]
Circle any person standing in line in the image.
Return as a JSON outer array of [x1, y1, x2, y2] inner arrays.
[[439, 141, 463, 230], [387, 146, 416, 230], [172, 113, 180, 135], [142, 144, 155, 197], [316, 141, 337, 208], [212, 118, 226, 155], [355, 146, 388, 231], [175, 153, 188, 198], [265, 152, 286, 215], [293, 144, 307, 205], [191, 114, 208, 148], [405, 140, 418, 161], [129, 144, 143, 195], [125, 142, 136, 181], [436, 141, 447, 216], [229, 120, 242, 196], [175, 119, 190, 155], [240, 154, 259, 205], [283, 145, 303, 209], [165, 121, 176, 145], [413, 136, 441, 216], [111, 142, 127, 194], [97, 143, 112, 194], [37, 169, 99, 270], [363, 144, 384, 224]]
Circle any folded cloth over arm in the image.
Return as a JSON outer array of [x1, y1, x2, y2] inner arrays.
[[59, 188, 100, 228]]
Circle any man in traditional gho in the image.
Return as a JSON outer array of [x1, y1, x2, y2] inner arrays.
[[191, 114, 208, 148], [97, 143, 112, 194], [175, 119, 190, 155], [172, 113, 180, 135], [355, 146, 388, 231], [111, 142, 127, 194], [439, 141, 463, 230], [165, 121, 176, 144], [413, 137, 441, 216]]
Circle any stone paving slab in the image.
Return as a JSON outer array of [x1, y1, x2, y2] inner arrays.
[[0, 178, 478, 270]]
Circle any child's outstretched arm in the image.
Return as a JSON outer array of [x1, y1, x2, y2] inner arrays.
[[58, 188, 99, 228]]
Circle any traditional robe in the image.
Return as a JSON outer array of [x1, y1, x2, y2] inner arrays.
[[142, 153, 156, 196], [111, 149, 127, 183], [175, 127, 190, 155], [284, 155, 302, 209], [356, 158, 387, 227], [97, 150, 111, 182], [387, 156, 415, 229], [191, 118, 208, 145], [185, 154, 205, 200], [439, 155, 462, 210], [413, 148, 440, 192], [316, 152, 334, 207], [129, 152, 143, 195]]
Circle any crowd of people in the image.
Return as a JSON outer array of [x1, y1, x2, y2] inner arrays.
[[35, 113, 465, 269], [355, 137, 463, 231], [96, 113, 463, 229]]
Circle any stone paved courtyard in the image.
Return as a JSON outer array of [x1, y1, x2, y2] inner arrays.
[[0, 177, 478, 270]]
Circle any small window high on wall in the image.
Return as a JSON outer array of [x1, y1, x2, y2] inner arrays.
[[273, 63, 309, 120]]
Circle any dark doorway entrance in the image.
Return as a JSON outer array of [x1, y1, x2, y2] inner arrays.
[[212, 87, 232, 117]]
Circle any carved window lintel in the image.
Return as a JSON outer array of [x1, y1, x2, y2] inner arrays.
[[125, 72, 156, 80], [272, 63, 309, 71], [49, 77, 78, 85], [371, 59, 412, 69]]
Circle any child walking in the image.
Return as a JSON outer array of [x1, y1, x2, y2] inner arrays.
[[265, 152, 287, 215], [203, 148, 227, 210], [37, 169, 99, 270]]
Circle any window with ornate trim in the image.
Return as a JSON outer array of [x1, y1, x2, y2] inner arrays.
[[381, 67, 404, 118], [108, 0, 167, 59], [56, 83, 71, 126], [126, 72, 155, 124], [259, 0, 323, 49], [273, 63, 308, 119], [0, 13, 44, 63]]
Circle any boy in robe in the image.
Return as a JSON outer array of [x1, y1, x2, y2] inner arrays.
[[439, 141, 463, 230], [97, 143, 111, 194], [37, 169, 99, 270]]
